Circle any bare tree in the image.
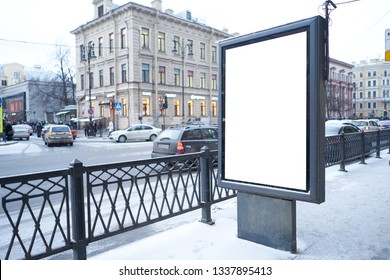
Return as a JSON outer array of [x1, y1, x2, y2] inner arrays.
[[29, 43, 75, 107]]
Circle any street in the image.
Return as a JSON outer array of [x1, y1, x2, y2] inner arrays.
[[0, 135, 154, 177]]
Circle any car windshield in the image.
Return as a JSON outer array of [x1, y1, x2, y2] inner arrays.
[[325, 125, 340, 136], [52, 127, 69, 133], [156, 129, 181, 140], [353, 121, 368, 126]]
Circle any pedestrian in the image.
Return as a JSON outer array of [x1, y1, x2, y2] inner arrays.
[[36, 122, 43, 138], [98, 121, 103, 137], [108, 121, 114, 136], [4, 121, 13, 141], [83, 122, 89, 137]]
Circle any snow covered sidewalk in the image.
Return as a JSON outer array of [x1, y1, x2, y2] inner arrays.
[[91, 152, 390, 260]]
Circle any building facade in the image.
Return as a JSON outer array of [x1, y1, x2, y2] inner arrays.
[[352, 59, 390, 119], [71, 0, 230, 130], [326, 58, 354, 120]]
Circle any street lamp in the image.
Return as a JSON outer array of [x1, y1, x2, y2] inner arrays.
[[172, 38, 193, 119], [82, 42, 96, 123]]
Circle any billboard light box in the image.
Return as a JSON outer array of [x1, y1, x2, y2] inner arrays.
[[218, 16, 326, 203]]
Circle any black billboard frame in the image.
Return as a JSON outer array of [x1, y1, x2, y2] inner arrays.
[[218, 16, 326, 204]]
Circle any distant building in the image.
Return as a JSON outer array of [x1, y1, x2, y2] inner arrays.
[[0, 63, 73, 123], [326, 58, 354, 120], [352, 59, 390, 119], [70, 0, 231, 129]]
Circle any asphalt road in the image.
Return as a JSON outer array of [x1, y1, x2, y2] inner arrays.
[[0, 136, 154, 177]]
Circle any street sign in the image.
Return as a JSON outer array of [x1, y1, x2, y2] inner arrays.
[[386, 50, 390, 62], [88, 108, 93, 115], [115, 102, 122, 111]]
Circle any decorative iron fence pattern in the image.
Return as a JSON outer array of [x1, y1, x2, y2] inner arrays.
[[0, 170, 71, 260], [1, 130, 389, 260]]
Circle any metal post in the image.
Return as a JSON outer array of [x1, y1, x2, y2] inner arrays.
[[69, 159, 87, 260], [375, 130, 381, 158], [181, 40, 185, 119], [360, 131, 367, 164], [200, 146, 214, 225], [339, 132, 347, 172]]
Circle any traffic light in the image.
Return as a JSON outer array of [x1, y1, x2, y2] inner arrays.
[[163, 95, 168, 109], [109, 101, 113, 109]]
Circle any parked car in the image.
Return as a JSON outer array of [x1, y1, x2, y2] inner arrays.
[[109, 124, 162, 143], [151, 125, 218, 158], [325, 123, 361, 136], [17, 124, 33, 135], [377, 120, 390, 130], [352, 119, 380, 131], [11, 124, 30, 140], [43, 125, 73, 147]]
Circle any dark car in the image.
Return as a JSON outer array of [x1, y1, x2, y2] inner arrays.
[[325, 123, 361, 136], [151, 125, 218, 158]]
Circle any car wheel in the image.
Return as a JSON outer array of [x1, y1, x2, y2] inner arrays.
[[26, 137, 30, 141], [118, 135, 127, 143], [47, 142, 52, 147], [70, 142, 73, 146], [149, 134, 157, 141]]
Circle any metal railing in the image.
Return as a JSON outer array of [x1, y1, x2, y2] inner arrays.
[[0, 148, 235, 260], [1, 129, 389, 260]]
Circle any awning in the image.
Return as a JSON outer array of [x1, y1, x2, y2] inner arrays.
[[55, 111, 70, 116]]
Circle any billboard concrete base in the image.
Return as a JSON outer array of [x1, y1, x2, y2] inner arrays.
[[237, 192, 297, 253]]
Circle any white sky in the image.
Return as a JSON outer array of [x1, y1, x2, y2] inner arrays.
[[0, 0, 389, 69]]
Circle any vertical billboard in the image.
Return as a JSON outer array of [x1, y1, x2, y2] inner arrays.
[[218, 16, 326, 203]]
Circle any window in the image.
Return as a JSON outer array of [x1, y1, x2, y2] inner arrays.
[[359, 92, 363, 98], [98, 5, 104, 17], [174, 99, 180, 116], [99, 69, 104, 87], [188, 100, 194, 116], [373, 91, 376, 98], [368, 103, 371, 109], [359, 72, 363, 78], [143, 98, 150, 116], [1, 80, 7, 86], [385, 70, 388, 77], [142, 64, 150, 83], [367, 81, 371, 87], [80, 74, 84, 90], [188, 70, 193, 87], [212, 74, 217, 90], [359, 81, 363, 88], [122, 98, 128, 116], [200, 72, 206, 88], [80, 44, 85, 62], [89, 72, 94, 89], [368, 91, 371, 98], [98, 37, 103, 56], [109, 33, 114, 53], [141, 28, 149, 49], [212, 101, 217, 116], [373, 80, 376, 87], [212, 46, 217, 63], [99, 101, 104, 117], [158, 66, 166, 84], [187, 39, 193, 55], [120, 28, 126, 49], [368, 71, 371, 77], [173, 36, 180, 52], [182, 129, 202, 140], [110, 67, 114, 85], [359, 103, 363, 109], [174, 68, 180, 85], [373, 71, 376, 76], [158, 32, 165, 52], [373, 102, 376, 108], [200, 43, 206, 60], [202, 128, 218, 140], [200, 101, 206, 116], [121, 64, 127, 83]]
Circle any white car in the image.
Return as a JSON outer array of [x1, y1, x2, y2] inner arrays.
[[109, 124, 162, 143]]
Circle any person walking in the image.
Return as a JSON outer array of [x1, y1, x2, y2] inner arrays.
[[36, 122, 43, 138], [83, 122, 89, 137], [98, 121, 103, 137]]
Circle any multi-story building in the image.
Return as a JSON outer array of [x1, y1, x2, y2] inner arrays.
[[70, 0, 230, 130], [352, 59, 390, 119], [326, 58, 354, 120]]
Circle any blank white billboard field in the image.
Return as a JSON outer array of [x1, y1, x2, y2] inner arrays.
[[224, 31, 307, 191]]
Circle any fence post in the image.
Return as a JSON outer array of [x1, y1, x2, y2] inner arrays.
[[375, 130, 381, 159], [200, 146, 215, 225], [339, 132, 347, 172], [360, 131, 367, 165], [69, 159, 87, 260]]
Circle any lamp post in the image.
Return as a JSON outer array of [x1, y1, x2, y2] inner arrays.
[[172, 39, 193, 120], [82, 42, 96, 123]]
